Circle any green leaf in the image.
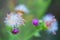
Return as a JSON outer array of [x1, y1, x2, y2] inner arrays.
[[34, 32, 41, 37], [3, 0, 52, 40]]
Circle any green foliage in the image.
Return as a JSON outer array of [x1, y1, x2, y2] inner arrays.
[[0, 0, 51, 40]]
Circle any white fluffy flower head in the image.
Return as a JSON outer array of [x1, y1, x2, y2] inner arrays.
[[15, 4, 29, 14], [43, 13, 58, 35], [4, 12, 25, 28]]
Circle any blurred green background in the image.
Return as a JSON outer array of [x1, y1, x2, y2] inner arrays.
[[0, 0, 60, 40]]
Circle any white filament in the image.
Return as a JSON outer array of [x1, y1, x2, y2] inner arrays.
[[42, 14, 58, 35], [4, 12, 25, 28], [15, 4, 29, 14]]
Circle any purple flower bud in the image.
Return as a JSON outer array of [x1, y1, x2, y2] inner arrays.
[[12, 28, 19, 34], [32, 19, 39, 26]]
